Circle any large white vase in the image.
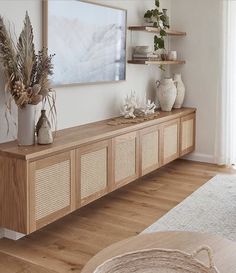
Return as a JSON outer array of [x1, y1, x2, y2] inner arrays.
[[173, 74, 186, 109], [156, 78, 177, 112], [18, 104, 36, 146]]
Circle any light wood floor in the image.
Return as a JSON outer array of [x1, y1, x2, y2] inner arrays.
[[0, 159, 234, 273]]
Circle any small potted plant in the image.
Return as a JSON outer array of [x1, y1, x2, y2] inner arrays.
[[0, 12, 55, 145]]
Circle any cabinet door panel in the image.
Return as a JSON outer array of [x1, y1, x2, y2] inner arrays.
[[29, 151, 75, 232], [77, 140, 111, 207], [162, 119, 180, 165], [113, 132, 139, 188], [140, 126, 160, 175], [35, 160, 70, 221], [180, 113, 196, 156], [81, 148, 107, 199]]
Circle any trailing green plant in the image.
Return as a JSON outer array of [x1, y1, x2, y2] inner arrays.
[[0, 12, 56, 131], [144, 0, 170, 51]]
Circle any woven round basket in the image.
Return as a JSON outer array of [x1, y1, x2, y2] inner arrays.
[[93, 246, 220, 273]]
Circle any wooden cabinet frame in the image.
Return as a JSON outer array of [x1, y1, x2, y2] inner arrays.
[[76, 140, 112, 208], [180, 113, 196, 156], [0, 156, 29, 234]]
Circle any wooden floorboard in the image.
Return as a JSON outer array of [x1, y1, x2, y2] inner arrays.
[[0, 251, 58, 273], [0, 159, 234, 273]]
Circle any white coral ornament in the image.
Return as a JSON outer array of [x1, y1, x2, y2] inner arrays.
[[144, 100, 156, 115], [121, 91, 138, 119], [121, 92, 157, 119]]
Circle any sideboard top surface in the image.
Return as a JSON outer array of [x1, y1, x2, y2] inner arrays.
[[0, 108, 196, 160]]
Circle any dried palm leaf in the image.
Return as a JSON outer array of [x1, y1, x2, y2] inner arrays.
[[4, 91, 14, 135], [32, 84, 41, 95], [43, 90, 57, 133], [17, 12, 35, 87], [34, 49, 54, 98], [0, 16, 19, 82]]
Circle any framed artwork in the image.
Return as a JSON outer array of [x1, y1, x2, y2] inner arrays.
[[43, 0, 127, 86]]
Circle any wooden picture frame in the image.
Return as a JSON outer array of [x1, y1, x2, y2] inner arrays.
[[42, 0, 127, 87]]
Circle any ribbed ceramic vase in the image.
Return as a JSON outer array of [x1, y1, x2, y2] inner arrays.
[[36, 109, 53, 145], [18, 104, 36, 146], [156, 78, 177, 112], [173, 74, 186, 109], [36, 110, 51, 136], [38, 119, 53, 145]]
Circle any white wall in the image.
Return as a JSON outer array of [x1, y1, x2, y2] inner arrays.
[[0, 0, 172, 143], [170, 0, 221, 163], [0, 0, 222, 164]]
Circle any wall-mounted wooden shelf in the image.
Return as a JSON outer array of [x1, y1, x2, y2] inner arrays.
[[128, 26, 186, 66], [128, 60, 186, 65], [128, 26, 186, 36]]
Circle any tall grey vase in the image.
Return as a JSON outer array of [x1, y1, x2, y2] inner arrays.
[[18, 104, 36, 146]]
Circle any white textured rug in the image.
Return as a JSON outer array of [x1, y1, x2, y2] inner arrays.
[[142, 175, 236, 241]]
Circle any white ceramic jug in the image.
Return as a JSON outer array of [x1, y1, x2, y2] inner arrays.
[[173, 74, 185, 109], [156, 78, 177, 111]]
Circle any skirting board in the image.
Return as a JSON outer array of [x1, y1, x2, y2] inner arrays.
[[0, 228, 25, 240], [183, 152, 215, 164]]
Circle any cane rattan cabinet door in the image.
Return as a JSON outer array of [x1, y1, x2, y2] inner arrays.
[[77, 140, 111, 207], [140, 126, 160, 176], [113, 132, 139, 188], [162, 119, 180, 165], [29, 151, 75, 232], [180, 113, 196, 156]]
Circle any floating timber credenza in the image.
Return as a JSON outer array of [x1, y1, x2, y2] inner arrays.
[[0, 108, 196, 235]]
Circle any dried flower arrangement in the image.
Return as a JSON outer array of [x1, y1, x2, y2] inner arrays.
[[0, 12, 56, 127]]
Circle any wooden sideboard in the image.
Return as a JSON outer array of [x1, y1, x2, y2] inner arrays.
[[0, 108, 196, 235]]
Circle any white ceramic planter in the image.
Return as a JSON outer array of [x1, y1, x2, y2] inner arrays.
[[18, 104, 36, 146], [173, 74, 186, 109], [156, 78, 177, 112]]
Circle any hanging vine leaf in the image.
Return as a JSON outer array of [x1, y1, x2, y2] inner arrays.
[[160, 29, 167, 36], [155, 0, 160, 8], [144, 1, 170, 53], [144, 10, 153, 18], [153, 22, 158, 28], [17, 11, 36, 87], [153, 9, 159, 17], [154, 35, 165, 51]]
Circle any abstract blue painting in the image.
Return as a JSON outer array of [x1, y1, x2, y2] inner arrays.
[[46, 0, 127, 86]]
